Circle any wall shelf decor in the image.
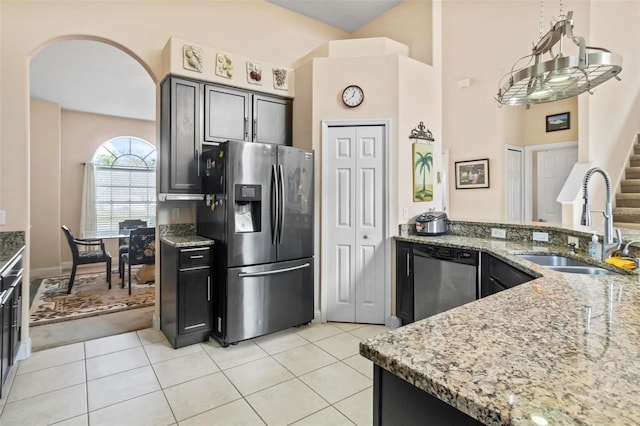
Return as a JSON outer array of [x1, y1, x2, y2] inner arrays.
[[455, 158, 489, 189], [409, 121, 434, 143]]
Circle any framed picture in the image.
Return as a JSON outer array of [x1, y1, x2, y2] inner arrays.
[[546, 112, 570, 132], [412, 143, 434, 201], [455, 158, 489, 189]]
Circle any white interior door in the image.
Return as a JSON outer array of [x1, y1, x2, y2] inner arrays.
[[505, 147, 524, 222], [536, 147, 578, 223], [325, 125, 385, 324]]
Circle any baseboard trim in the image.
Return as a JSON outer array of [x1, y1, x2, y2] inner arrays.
[[152, 313, 161, 330], [30, 267, 62, 279], [16, 338, 31, 361], [313, 309, 323, 323]]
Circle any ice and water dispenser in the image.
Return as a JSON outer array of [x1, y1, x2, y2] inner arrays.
[[233, 184, 261, 233]]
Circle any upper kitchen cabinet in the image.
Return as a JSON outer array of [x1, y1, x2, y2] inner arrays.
[[204, 84, 292, 146], [160, 76, 202, 197], [204, 85, 250, 143], [253, 94, 292, 146]]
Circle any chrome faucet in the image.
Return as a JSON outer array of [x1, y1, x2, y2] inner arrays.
[[580, 167, 621, 261], [619, 240, 640, 256]]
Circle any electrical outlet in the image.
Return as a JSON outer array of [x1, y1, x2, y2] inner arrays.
[[491, 228, 506, 239], [403, 208, 410, 220], [171, 208, 180, 220], [0, 210, 4, 225], [533, 231, 549, 242], [568, 236, 579, 249]]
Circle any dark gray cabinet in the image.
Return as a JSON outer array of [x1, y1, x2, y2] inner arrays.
[[373, 365, 483, 425], [480, 252, 534, 297], [160, 76, 202, 195], [0, 248, 23, 398], [395, 241, 413, 325], [252, 94, 292, 145], [160, 76, 293, 199], [160, 242, 212, 348], [204, 84, 292, 145], [204, 85, 250, 142]]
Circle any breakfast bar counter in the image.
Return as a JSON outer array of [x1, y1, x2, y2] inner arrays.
[[361, 232, 640, 425]]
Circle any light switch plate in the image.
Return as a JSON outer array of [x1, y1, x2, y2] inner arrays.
[[491, 228, 506, 239], [403, 208, 410, 220], [0, 210, 5, 225], [532, 231, 549, 242], [171, 208, 180, 220]]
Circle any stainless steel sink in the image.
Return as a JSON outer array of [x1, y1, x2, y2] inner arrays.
[[516, 254, 619, 275], [546, 266, 618, 275], [517, 254, 592, 267]]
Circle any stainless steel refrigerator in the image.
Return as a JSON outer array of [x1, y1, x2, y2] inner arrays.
[[197, 140, 314, 346]]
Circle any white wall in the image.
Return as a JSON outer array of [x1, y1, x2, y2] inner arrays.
[[440, 0, 638, 230]]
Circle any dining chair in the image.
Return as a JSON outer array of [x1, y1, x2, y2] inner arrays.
[[118, 219, 147, 278], [61, 225, 112, 294], [120, 227, 155, 295]]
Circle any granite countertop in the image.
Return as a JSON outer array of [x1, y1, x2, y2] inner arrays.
[[360, 234, 640, 425], [0, 231, 25, 273], [160, 235, 215, 248]]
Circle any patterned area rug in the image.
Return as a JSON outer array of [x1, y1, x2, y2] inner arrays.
[[29, 272, 155, 326]]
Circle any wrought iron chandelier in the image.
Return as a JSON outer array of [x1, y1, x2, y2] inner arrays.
[[496, 5, 622, 106]]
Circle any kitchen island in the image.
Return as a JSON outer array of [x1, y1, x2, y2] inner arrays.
[[361, 230, 640, 425]]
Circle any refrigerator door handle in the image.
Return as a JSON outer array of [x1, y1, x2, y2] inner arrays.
[[271, 164, 279, 245], [238, 262, 311, 277], [278, 164, 285, 244]]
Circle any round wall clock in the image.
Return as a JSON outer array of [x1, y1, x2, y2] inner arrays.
[[342, 85, 364, 107]]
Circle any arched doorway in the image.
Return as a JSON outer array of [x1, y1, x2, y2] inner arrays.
[[28, 38, 157, 350]]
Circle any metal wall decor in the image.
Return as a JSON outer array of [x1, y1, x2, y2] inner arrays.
[[409, 121, 435, 143]]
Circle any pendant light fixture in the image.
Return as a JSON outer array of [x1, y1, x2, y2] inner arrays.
[[496, 3, 622, 106]]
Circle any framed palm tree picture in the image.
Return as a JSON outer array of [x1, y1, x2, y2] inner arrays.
[[412, 143, 433, 201], [455, 158, 489, 189]]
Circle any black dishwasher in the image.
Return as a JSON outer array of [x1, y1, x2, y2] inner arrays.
[[413, 245, 478, 321]]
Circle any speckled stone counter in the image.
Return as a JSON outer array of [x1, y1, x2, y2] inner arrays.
[[0, 231, 25, 272], [160, 235, 214, 248], [158, 224, 214, 248], [361, 232, 640, 425]]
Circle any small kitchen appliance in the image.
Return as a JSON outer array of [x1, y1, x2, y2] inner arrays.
[[414, 211, 448, 236]]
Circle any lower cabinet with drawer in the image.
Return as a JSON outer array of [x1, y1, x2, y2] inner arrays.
[[480, 252, 535, 297], [160, 241, 212, 348]]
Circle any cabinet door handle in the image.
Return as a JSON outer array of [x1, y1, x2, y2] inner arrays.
[[253, 118, 257, 141], [195, 148, 200, 177], [406, 253, 411, 276], [207, 276, 211, 301], [244, 117, 248, 140]]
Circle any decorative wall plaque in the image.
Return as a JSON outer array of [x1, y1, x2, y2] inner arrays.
[[183, 45, 203, 73], [215, 53, 233, 79], [273, 68, 288, 90], [247, 61, 263, 85]]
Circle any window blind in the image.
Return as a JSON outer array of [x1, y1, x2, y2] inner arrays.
[[95, 166, 156, 235]]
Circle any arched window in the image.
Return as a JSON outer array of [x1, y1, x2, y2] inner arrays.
[[92, 137, 156, 234]]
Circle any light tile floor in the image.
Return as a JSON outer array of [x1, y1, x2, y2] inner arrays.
[[0, 322, 388, 426]]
